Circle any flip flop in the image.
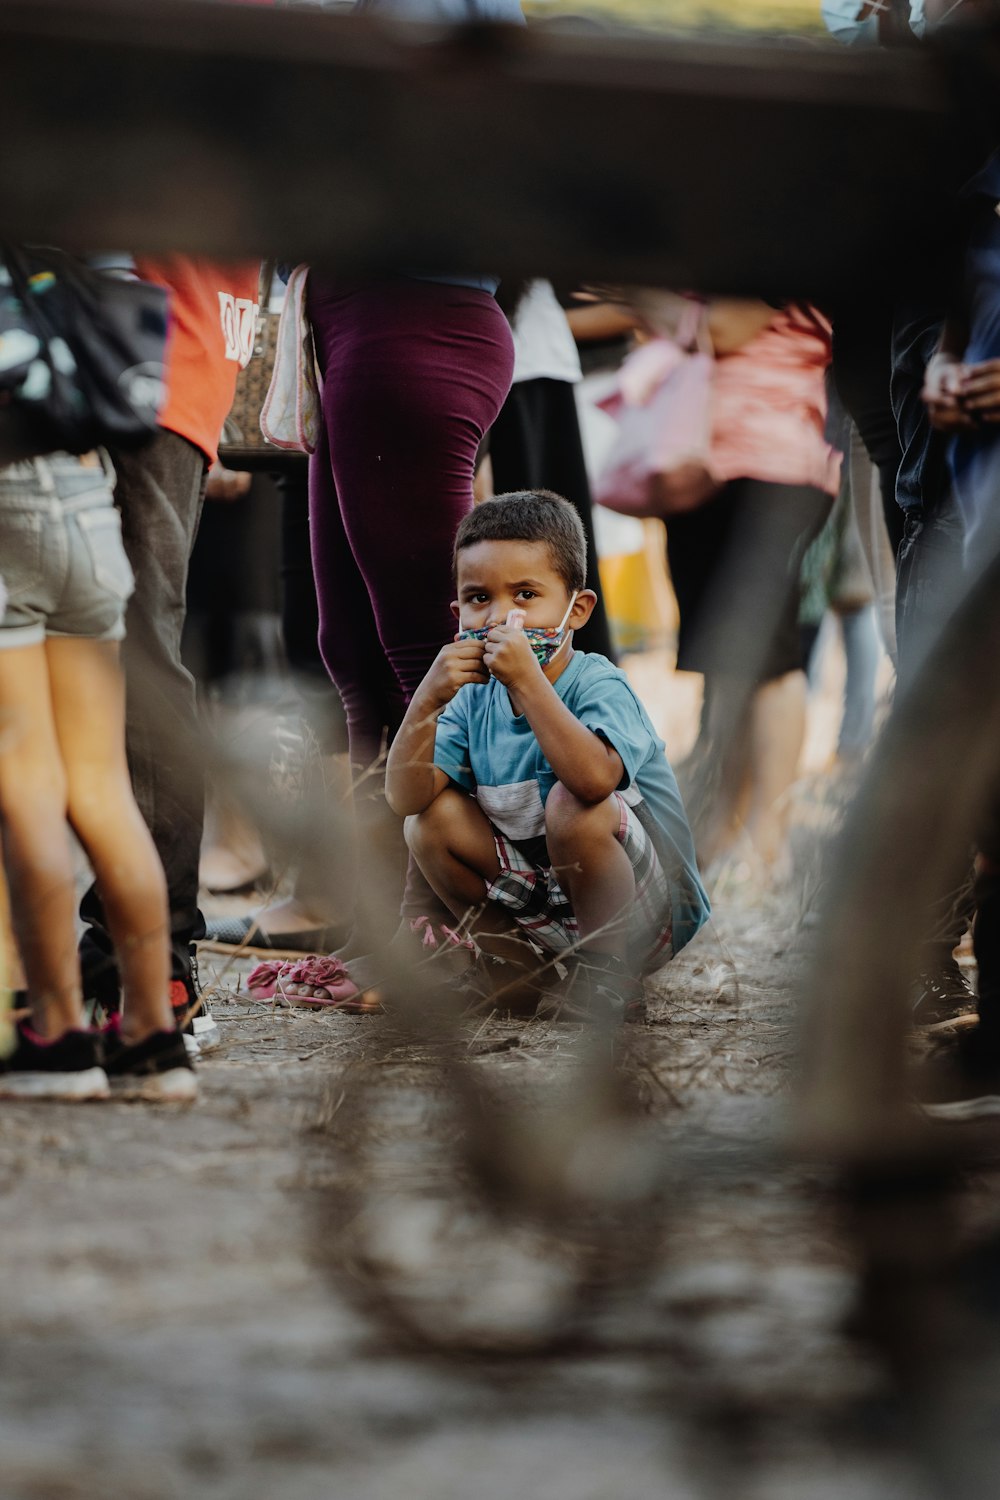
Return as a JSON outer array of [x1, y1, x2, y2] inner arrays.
[[244, 960, 289, 1003], [265, 955, 380, 1014], [198, 914, 347, 957]]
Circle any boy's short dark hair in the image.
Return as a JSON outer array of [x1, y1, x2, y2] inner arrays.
[[453, 490, 586, 594]]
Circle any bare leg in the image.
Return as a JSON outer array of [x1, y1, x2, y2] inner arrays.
[[199, 795, 268, 894], [543, 785, 635, 960], [246, 752, 354, 934], [46, 638, 172, 1043], [0, 643, 81, 1037], [404, 788, 537, 968], [742, 669, 807, 868]]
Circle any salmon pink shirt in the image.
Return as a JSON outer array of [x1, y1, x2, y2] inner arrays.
[[709, 304, 842, 497]]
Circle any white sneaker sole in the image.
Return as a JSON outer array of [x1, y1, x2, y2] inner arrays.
[[0, 1066, 110, 1101], [191, 1015, 221, 1052], [111, 1068, 198, 1103], [922, 1094, 1000, 1121]]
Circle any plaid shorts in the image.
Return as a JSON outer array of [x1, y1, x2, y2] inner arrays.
[[486, 792, 673, 971]]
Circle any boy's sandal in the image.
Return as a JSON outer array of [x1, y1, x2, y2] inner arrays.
[[273, 955, 381, 1014]]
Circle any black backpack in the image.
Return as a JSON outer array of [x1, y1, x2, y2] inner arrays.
[[0, 245, 169, 463]]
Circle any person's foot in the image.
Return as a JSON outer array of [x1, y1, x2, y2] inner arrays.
[[246, 954, 381, 1013], [0, 1020, 110, 1101], [79, 929, 121, 1018], [917, 1016, 1000, 1119], [538, 952, 645, 1025], [443, 950, 552, 1017], [171, 946, 221, 1055], [200, 901, 349, 956], [100, 1015, 197, 1102], [199, 799, 269, 894], [313, 918, 475, 1000], [912, 954, 977, 1027], [199, 843, 270, 896]]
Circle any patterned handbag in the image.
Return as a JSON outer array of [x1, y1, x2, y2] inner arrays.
[[259, 265, 321, 455], [216, 299, 286, 471]]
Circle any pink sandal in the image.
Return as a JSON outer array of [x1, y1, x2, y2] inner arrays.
[[245, 959, 288, 1002], [274, 955, 380, 1014]]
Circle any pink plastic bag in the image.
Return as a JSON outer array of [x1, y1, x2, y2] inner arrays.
[[594, 306, 718, 519]]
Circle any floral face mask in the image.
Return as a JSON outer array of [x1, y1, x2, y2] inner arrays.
[[458, 594, 578, 668]]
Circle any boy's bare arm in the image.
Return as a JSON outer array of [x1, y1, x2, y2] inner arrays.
[[484, 629, 624, 805], [385, 640, 487, 816]]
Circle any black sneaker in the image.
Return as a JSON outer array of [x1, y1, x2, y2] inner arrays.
[[434, 952, 548, 1016], [170, 945, 220, 1056], [100, 1016, 197, 1102], [912, 954, 976, 1027], [0, 1020, 109, 1101], [81, 936, 220, 1056], [539, 953, 646, 1025], [918, 1041, 1000, 1121], [79, 928, 122, 1020]]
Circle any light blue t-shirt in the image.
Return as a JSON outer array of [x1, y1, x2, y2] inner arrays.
[[433, 650, 710, 953]]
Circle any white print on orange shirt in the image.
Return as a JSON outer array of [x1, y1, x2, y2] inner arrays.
[[218, 293, 259, 368]]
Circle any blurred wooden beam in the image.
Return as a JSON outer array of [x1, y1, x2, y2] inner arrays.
[[0, 0, 970, 296]]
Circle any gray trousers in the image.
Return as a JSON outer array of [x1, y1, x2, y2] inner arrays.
[[80, 429, 207, 981]]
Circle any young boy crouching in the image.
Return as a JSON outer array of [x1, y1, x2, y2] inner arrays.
[[385, 490, 709, 1021]]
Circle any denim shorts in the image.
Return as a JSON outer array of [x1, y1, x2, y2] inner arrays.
[[0, 454, 134, 648]]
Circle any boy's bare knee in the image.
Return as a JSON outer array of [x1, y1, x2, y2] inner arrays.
[[404, 788, 466, 853], [403, 812, 422, 853], [545, 783, 617, 846]]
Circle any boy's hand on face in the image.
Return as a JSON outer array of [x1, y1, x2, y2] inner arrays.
[[484, 625, 541, 689], [421, 639, 489, 709]]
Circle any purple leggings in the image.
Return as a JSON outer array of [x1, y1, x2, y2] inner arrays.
[[307, 276, 514, 770]]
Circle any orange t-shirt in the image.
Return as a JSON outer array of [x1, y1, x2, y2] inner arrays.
[[136, 255, 260, 465]]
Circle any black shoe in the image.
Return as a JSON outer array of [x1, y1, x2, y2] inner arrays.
[[0, 1020, 109, 1101], [973, 861, 1000, 1047], [917, 1015, 1000, 1119], [82, 934, 220, 1056], [912, 954, 976, 1026], [538, 953, 645, 1025], [79, 928, 122, 1017], [170, 946, 220, 1055], [100, 1017, 197, 1102], [436, 952, 549, 1015]]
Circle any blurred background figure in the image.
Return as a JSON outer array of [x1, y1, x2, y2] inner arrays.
[[654, 298, 841, 877], [79, 254, 260, 1052], [486, 278, 615, 659], [798, 457, 885, 772]]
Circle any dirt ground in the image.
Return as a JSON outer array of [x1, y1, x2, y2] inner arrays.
[[0, 644, 981, 1500], [0, 854, 954, 1500]]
